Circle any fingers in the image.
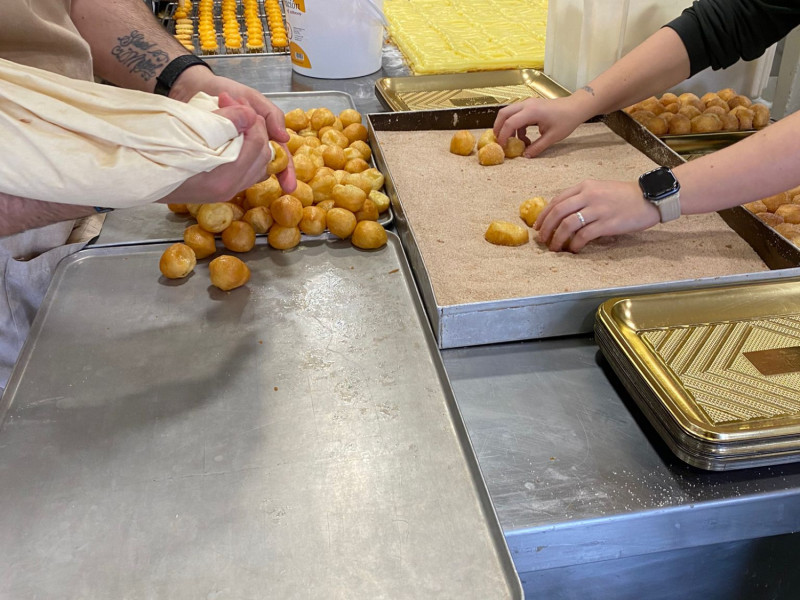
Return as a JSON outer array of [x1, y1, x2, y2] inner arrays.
[[215, 104, 258, 134], [493, 103, 526, 145]]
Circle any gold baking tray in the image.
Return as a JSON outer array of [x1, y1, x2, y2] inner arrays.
[[375, 70, 570, 112], [660, 130, 756, 159], [596, 276, 800, 471]]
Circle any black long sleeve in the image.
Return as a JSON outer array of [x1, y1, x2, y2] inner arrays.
[[666, 0, 800, 76]]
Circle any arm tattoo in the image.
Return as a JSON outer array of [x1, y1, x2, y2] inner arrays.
[[581, 85, 596, 96], [111, 30, 170, 81]]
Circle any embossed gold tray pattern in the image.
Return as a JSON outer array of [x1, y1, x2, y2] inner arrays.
[[595, 277, 800, 471], [375, 70, 570, 112]]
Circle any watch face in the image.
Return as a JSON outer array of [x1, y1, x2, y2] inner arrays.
[[640, 167, 679, 200]]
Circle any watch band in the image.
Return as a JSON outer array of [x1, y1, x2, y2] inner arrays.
[[154, 55, 213, 96], [654, 191, 681, 223]]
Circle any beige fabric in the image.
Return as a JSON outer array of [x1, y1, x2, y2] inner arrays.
[[0, 0, 92, 81], [0, 58, 244, 208]]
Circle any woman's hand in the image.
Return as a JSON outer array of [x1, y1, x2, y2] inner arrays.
[[493, 96, 591, 158], [536, 180, 661, 252]]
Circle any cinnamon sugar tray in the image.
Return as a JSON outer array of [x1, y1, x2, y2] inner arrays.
[[368, 108, 800, 348]]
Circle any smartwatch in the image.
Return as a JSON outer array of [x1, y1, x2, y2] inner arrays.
[[639, 166, 681, 223]]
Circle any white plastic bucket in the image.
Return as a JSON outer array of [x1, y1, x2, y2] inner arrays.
[[284, 0, 386, 79]]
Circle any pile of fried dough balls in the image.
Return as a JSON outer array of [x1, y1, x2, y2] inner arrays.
[[743, 185, 800, 246], [159, 107, 390, 290], [450, 128, 526, 165], [447, 129, 550, 246], [624, 88, 770, 136]]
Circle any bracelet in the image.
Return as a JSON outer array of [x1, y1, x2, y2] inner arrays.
[[154, 55, 213, 96]]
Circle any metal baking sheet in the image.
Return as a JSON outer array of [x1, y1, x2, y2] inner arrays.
[[368, 106, 800, 349], [660, 129, 756, 159], [375, 69, 570, 112], [162, 0, 289, 56], [595, 276, 800, 471], [91, 91, 393, 247], [0, 235, 521, 599]]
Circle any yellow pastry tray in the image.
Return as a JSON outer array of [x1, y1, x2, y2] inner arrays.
[[375, 70, 570, 112], [595, 276, 800, 471]]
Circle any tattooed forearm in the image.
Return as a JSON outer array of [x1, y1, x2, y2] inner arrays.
[[581, 85, 595, 96], [110, 31, 170, 81]]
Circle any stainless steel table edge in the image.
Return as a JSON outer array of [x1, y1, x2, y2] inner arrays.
[[504, 486, 800, 574]]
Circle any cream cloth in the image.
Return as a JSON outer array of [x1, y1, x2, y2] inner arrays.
[[0, 57, 244, 208]]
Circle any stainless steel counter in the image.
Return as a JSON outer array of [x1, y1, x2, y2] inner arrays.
[[113, 52, 800, 597]]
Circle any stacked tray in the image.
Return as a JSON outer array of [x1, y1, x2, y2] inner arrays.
[[595, 277, 800, 471], [0, 235, 521, 598]]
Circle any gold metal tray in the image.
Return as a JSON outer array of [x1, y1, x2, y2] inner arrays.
[[596, 276, 800, 471], [375, 70, 570, 112], [660, 130, 756, 159]]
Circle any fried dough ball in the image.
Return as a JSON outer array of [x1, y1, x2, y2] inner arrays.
[[477, 129, 497, 150], [343, 172, 373, 195], [291, 180, 315, 207], [183, 224, 217, 259], [660, 112, 675, 124], [360, 168, 385, 192], [332, 183, 367, 212], [342, 123, 368, 144], [775, 222, 800, 238], [333, 169, 349, 185], [267, 141, 290, 176], [348, 140, 372, 161], [284, 108, 309, 131], [638, 96, 664, 115], [209, 255, 250, 290], [303, 136, 322, 149], [668, 113, 691, 135], [717, 88, 737, 102], [310, 107, 336, 131], [320, 128, 349, 149], [720, 113, 740, 131], [703, 105, 727, 116], [729, 106, 754, 130], [678, 92, 701, 106], [478, 142, 505, 166], [221, 220, 256, 252], [355, 197, 379, 221], [757, 212, 784, 227], [519, 197, 548, 227], [159, 243, 196, 279], [752, 103, 770, 128], [761, 191, 789, 212], [168, 203, 189, 214], [630, 110, 655, 125], [186, 203, 202, 218], [644, 116, 668, 136], [450, 130, 476, 156], [351, 221, 387, 249], [298, 126, 317, 138], [705, 96, 729, 110], [268, 225, 301, 250], [775, 204, 800, 224], [368, 190, 390, 213], [661, 102, 680, 114], [299, 205, 327, 235], [322, 144, 346, 169], [287, 132, 305, 154], [246, 176, 282, 208], [326, 207, 357, 239], [743, 200, 768, 214], [700, 92, 719, 105], [271, 195, 304, 227], [678, 105, 702, 120], [197, 202, 234, 233], [660, 92, 679, 106], [243, 206, 273, 233], [292, 154, 316, 183], [316, 199, 335, 212], [690, 114, 722, 133], [485, 221, 529, 246], [228, 203, 245, 221], [728, 94, 752, 110], [339, 108, 362, 128], [309, 170, 337, 203], [344, 158, 370, 173], [504, 137, 526, 158]]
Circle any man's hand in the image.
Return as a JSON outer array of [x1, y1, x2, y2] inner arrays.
[[170, 66, 297, 193]]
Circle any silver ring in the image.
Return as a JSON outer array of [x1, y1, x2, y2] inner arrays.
[[576, 211, 586, 228]]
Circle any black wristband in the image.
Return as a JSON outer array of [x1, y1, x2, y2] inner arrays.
[[154, 55, 213, 96]]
